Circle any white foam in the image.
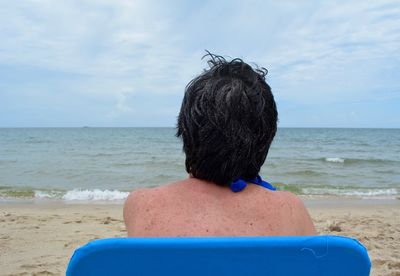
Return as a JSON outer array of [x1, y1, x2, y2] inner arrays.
[[325, 157, 345, 163], [34, 191, 55, 198], [341, 188, 398, 197], [302, 187, 398, 199], [62, 189, 129, 201]]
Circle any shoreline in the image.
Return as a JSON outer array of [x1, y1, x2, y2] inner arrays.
[[1, 194, 399, 207], [1, 199, 399, 275]]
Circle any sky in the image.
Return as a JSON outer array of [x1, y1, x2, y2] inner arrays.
[[0, 0, 399, 128]]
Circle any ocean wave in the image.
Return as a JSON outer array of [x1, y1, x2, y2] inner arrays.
[[1, 187, 130, 201], [34, 190, 64, 199], [322, 157, 398, 165], [272, 183, 398, 199], [92, 153, 118, 157], [1, 186, 398, 201], [324, 157, 345, 163], [112, 162, 138, 167], [62, 189, 129, 201], [285, 170, 328, 177], [301, 187, 398, 198], [0, 187, 35, 198], [341, 188, 398, 197]]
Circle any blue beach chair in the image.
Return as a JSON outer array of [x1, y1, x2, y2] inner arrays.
[[67, 235, 371, 276]]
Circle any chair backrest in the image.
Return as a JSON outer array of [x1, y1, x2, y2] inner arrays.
[[66, 235, 371, 276]]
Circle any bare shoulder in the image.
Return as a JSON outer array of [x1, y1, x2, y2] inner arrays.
[[123, 186, 162, 215], [273, 191, 317, 235], [123, 188, 148, 223], [123, 182, 183, 235], [274, 190, 305, 206]]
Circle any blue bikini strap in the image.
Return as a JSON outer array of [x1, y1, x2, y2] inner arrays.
[[230, 175, 276, 193]]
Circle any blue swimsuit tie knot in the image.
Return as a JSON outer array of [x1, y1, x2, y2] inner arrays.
[[230, 175, 276, 193]]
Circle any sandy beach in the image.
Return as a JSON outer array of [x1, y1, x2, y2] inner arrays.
[[1, 198, 399, 276]]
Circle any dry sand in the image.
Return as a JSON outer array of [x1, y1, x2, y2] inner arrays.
[[0, 199, 399, 276]]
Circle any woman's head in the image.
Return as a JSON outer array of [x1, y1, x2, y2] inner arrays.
[[177, 52, 278, 186]]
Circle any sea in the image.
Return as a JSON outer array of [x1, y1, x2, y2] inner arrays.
[[0, 127, 399, 202]]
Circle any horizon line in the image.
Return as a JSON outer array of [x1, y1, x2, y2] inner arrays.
[[0, 126, 399, 130]]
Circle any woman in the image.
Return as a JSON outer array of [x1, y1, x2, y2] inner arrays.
[[124, 53, 316, 237]]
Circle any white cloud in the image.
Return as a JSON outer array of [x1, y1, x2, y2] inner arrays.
[[258, 0, 400, 102]]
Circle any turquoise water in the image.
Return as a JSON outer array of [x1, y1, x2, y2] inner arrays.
[[0, 128, 399, 201]]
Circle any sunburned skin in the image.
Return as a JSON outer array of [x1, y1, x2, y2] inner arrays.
[[124, 178, 316, 237]]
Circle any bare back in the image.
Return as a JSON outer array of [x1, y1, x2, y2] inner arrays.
[[124, 178, 316, 237]]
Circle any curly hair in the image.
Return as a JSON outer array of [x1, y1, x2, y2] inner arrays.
[[176, 52, 278, 186]]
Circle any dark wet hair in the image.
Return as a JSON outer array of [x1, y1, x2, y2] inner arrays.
[[176, 52, 278, 186]]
